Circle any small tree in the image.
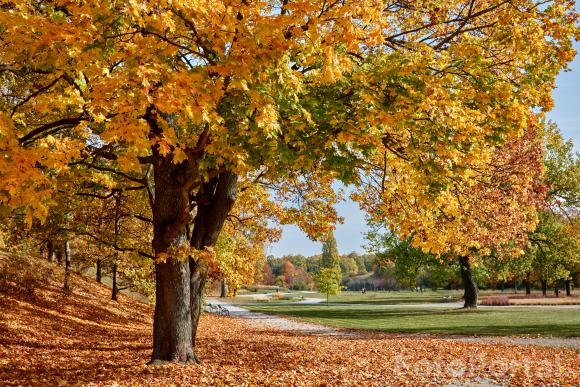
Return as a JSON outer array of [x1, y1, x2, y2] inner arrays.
[[316, 268, 341, 306]]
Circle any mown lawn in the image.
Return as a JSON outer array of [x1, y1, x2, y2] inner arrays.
[[312, 290, 462, 305], [243, 303, 580, 337], [231, 290, 463, 305]]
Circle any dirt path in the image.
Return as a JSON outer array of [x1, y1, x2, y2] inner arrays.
[[209, 299, 580, 349]]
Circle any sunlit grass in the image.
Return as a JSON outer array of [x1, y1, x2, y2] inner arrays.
[[244, 303, 580, 337]]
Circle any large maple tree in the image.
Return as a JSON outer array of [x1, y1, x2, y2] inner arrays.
[[0, 0, 576, 363]]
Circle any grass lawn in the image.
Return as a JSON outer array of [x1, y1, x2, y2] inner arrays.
[[243, 303, 580, 337], [231, 290, 463, 304], [313, 290, 462, 305]]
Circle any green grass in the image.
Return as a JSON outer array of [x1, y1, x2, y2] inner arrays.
[[314, 290, 462, 305], [231, 290, 463, 305], [243, 303, 580, 337]]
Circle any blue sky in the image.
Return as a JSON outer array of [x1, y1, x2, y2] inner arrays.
[[267, 42, 580, 257]]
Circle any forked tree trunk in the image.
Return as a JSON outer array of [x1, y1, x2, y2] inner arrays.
[[150, 156, 197, 364], [146, 107, 238, 364], [459, 256, 478, 308]]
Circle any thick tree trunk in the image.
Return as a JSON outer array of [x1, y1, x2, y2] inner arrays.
[[541, 280, 547, 296], [220, 278, 228, 298], [565, 279, 572, 296], [63, 240, 71, 292], [459, 256, 478, 308], [146, 109, 238, 364], [554, 286, 559, 297], [150, 154, 198, 364], [96, 257, 102, 283], [151, 251, 195, 363]]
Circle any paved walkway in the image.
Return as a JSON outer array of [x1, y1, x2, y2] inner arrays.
[[209, 300, 357, 336], [208, 299, 580, 349]]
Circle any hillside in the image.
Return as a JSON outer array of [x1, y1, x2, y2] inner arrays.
[[0, 252, 153, 385], [1, 252, 579, 386]]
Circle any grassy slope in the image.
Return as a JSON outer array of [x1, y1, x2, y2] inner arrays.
[[244, 303, 580, 337]]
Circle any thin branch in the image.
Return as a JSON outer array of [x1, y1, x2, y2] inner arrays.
[[11, 75, 64, 117], [74, 161, 146, 185], [18, 115, 85, 145]]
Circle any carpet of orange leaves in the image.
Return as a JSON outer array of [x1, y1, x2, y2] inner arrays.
[[0, 260, 578, 386]]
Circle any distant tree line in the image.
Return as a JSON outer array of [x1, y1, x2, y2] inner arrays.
[[261, 252, 376, 290]]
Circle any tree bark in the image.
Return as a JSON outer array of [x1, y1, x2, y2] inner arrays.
[[96, 257, 102, 283], [111, 261, 119, 301], [189, 172, 238, 358], [220, 278, 228, 298], [565, 279, 572, 296], [47, 240, 54, 263], [150, 155, 197, 364], [189, 262, 205, 363], [459, 256, 478, 308], [524, 272, 531, 295], [56, 248, 63, 266], [111, 195, 121, 301], [151, 251, 195, 363], [541, 279, 547, 296], [146, 108, 238, 364], [63, 240, 71, 292]]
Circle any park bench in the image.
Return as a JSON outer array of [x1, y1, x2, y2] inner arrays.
[[205, 303, 230, 317]]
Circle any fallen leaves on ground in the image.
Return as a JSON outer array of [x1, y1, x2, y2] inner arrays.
[[0, 261, 577, 386]]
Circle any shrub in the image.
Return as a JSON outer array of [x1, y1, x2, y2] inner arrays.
[[480, 296, 510, 306]]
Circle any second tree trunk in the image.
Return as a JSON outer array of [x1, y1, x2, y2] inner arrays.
[[459, 256, 478, 308]]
